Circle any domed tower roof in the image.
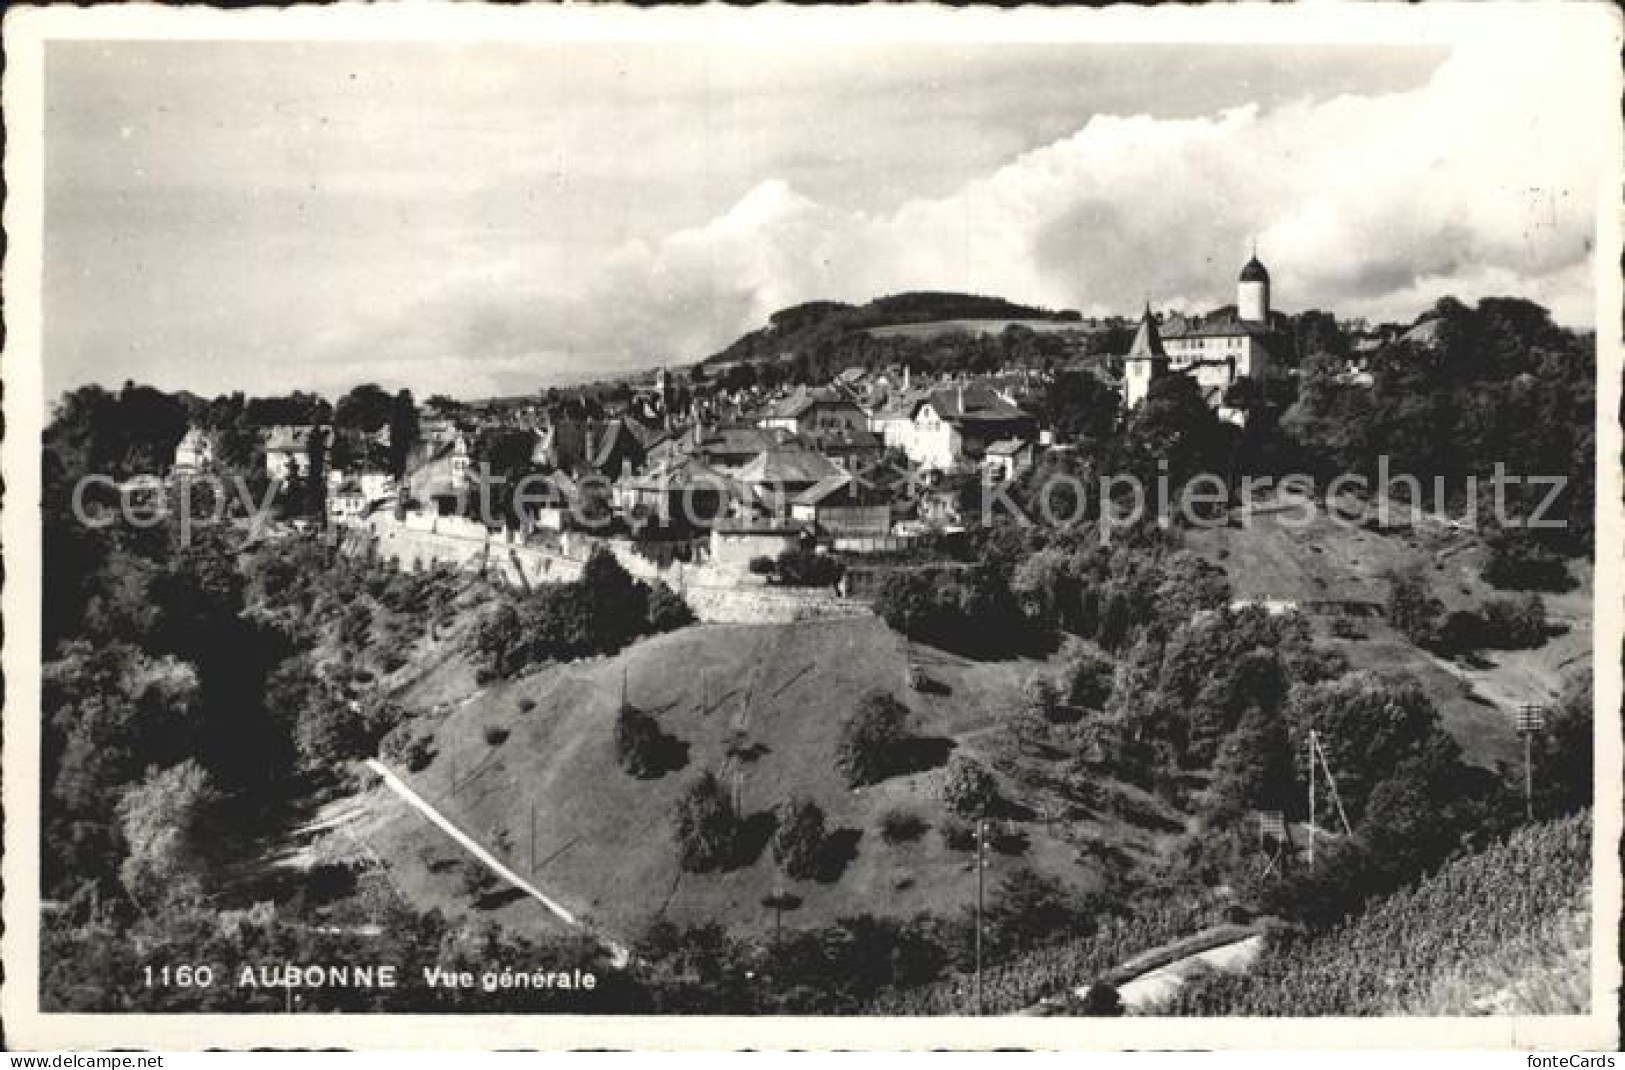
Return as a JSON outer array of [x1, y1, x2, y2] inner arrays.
[[1239, 256, 1270, 284]]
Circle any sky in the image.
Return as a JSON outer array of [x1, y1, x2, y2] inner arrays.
[[43, 30, 1608, 401]]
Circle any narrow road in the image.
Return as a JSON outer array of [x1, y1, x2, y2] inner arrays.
[[1109, 933, 1266, 1012], [364, 758, 629, 963]]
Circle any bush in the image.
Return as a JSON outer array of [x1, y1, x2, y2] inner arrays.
[[835, 692, 911, 787], [1479, 594, 1547, 649], [380, 723, 435, 772], [615, 704, 677, 778], [1076, 981, 1124, 1016], [646, 581, 697, 631], [673, 771, 741, 872], [483, 726, 509, 747], [517, 698, 537, 713], [880, 808, 927, 844], [1386, 569, 1444, 648], [1059, 643, 1114, 709], [771, 797, 827, 879], [940, 756, 999, 819], [1330, 616, 1365, 640], [775, 548, 844, 588], [1483, 529, 1574, 592], [941, 817, 977, 852]]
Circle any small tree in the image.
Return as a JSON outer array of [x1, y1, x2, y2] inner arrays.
[[771, 796, 827, 879], [940, 756, 999, 819], [615, 704, 667, 778], [646, 581, 696, 632], [1386, 568, 1444, 648], [117, 760, 220, 907], [835, 691, 911, 786], [673, 770, 740, 872]]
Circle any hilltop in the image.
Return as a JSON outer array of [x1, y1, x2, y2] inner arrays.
[[701, 291, 1084, 368]]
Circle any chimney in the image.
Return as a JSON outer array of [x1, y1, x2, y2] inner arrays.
[[903, 365, 911, 390], [957, 384, 965, 414]]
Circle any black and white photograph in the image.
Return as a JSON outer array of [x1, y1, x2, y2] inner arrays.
[[2, 2, 1619, 1051]]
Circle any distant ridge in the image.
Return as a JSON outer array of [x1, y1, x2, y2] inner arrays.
[[702, 291, 1081, 368]]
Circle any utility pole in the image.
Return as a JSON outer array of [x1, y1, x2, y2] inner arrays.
[[1308, 730, 1317, 871], [1517, 705, 1546, 821], [529, 800, 537, 873], [975, 818, 987, 1017], [1525, 730, 1534, 822]]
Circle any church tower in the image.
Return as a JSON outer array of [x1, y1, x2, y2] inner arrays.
[[1238, 249, 1270, 324], [1123, 304, 1169, 409]]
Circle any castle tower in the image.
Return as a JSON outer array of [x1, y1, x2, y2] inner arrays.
[[1238, 250, 1270, 323]]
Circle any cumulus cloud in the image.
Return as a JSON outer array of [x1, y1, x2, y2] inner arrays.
[[338, 34, 1600, 396]]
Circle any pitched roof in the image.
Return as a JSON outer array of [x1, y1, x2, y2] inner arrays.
[[1162, 313, 1276, 340], [792, 473, 856, 507], [917, 383, 1029, 422], [264, 425, 321, 452], [985, 438, 1029, 456], [737, 446, 841, 486], [796, 427, 884, 455], [765, 386, 861, 421], [1126, 306, 1167, 360], [697, 425, 787, 459]]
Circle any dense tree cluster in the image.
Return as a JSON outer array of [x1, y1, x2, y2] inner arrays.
[[469, 547, 694, 680]]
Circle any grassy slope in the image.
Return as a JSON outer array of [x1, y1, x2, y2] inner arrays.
[[363, 617, 1177, 947], [1185, 501, 1592, 770]]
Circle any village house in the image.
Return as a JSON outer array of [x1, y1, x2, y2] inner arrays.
[[171, 428, 215, 477], [263, 425, 327, 481], [612, 456, 730, 531], [892, 383, 1037, 471], [737, 445, 843, 516], [758, 386, 870, 435], [983, 438, 1038, 483], [787, 473, 893, 537]]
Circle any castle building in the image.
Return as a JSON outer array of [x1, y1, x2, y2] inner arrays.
[[1124, 253, 1287, 422]]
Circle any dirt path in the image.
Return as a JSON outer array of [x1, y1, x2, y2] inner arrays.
[[365, 757, 629, 962]]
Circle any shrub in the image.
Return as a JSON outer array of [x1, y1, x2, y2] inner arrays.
[[771, 797, 827, 879], [615, 705, 671, 778], [517, 697, 537, 713], [380, 723, 435, 772], [458, 857, 495, 899], [1483, 529, 1574, 592], [673, 771, 741, 872], [941, 817, 977, 852], [483, 726, 509, 747], [1386, 569, 1444, 648], [646, 581, 697, 631], [1479, 594, 1547, 649], [1059, 643, 1115, 709], [1330, 616, 1365, 640], [1077, 981, 1124, 1016], [776, 548, 845, 588], [835, 691, 911, 787], [880, 808, 927, 844], [940, 756, 999, 819]]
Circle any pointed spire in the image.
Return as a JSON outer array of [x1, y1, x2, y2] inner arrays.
[[1128, 303, 1167, 360]]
